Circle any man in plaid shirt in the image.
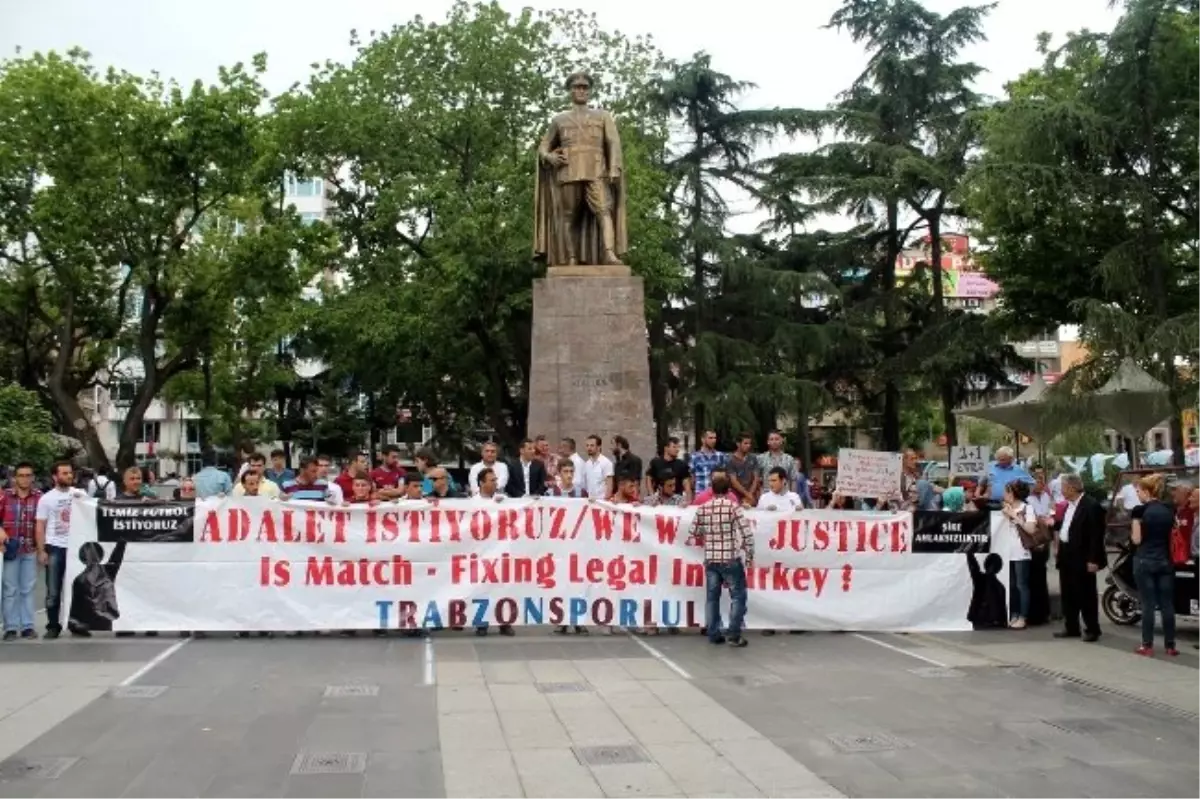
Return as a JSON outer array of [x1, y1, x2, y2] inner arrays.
[[0, 462, 41, 640], [687, 473, 754, 647], [688, 429, 726, 494]]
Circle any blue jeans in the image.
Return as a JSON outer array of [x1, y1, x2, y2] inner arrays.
[[1134, 556, 1176, 647], [705, 561, 747, 642], [1012, 560, 1031, 620], [44, 545, 67, 633], [3, 553, 38, 632]]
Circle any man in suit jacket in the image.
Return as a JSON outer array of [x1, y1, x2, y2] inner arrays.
[[507, 438, 548, 498], [1054, 473, 1108, 641]]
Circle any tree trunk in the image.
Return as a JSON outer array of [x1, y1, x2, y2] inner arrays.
[[646, 311, 669, 450], [940, 380, 958, 448], [880, 196, 902, 451], [795, 388, 812, 473], [49, 385, 109, 471], [690, 119, 705, 447], [928, 211, 958, 446]]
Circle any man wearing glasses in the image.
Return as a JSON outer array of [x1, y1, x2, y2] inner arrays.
[[426, 469, 465, 499], [0, 463, 41, 640]]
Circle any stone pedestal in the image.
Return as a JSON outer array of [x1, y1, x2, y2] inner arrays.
[[527, 266, 656, 464]]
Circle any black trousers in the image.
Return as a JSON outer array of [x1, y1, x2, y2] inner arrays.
[[1027, 548, 1051, 625], [1059, 564, 1100, 635]]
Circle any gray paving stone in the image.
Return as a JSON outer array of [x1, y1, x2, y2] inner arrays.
[[282, 773, 365, 798], [363, 749, 446, 798], [588, 761, 683, 798]]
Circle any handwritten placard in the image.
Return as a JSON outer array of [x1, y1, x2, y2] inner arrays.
[[949, 445, 990, 478], [836, 449, 903, 498]]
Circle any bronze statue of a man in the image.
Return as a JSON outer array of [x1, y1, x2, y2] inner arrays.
[[533, 72, 628, 267]]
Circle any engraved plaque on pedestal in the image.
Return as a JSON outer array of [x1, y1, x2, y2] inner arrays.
[[526, 268, 655, 465]]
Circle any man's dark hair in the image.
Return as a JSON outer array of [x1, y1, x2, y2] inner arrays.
[[737, 431, 753, 444], [201, 449, 219, 468], [317, 454, 332, 463], [270, 448, 285, 459], [1009, 481, 1031, 502], [382, 444, 401, 456], [414, 447, 438, 466], [520, 438, 534, 448], [535, 434, 547, 442], [565, 71, 594, 90], [14, 461, 35, 474], [665, 436, 680, 448], [249, 452, 266, 465], [711, 473, 732, 495], [657, 471, 676, 486], [614, 435, 630, 450], [478, 467, 495, 483], [52, 460, 72, 477], [239, 470, 258, 485], [562, 437, 576, 451], [586, 434, 602, 447], [618, 474, 637, 486], [704, 429, 717, 437], [768, 429, 783, 437], [711, 466, 727, 478], [769, 466, 788, 482], [299, 456, 319, 470]]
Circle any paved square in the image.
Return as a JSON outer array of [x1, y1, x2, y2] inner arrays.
[[0, 628, 1195, 796]]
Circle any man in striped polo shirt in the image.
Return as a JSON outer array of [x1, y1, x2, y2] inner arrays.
[[281, 457, 332, 502]]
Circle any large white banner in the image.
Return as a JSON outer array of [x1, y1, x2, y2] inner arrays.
[[64, 497, 1006, 633]]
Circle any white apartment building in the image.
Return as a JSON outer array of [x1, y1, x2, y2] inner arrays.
[[86, 176, 333, 475]]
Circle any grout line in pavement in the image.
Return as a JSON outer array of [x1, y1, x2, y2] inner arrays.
[[117, 638, 190, 686], [625, 630, 692, 679], [851, 632, 949, 667], [423, 634, 436, 685]]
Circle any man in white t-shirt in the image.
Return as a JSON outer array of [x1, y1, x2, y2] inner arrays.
[[756, 467, 803, 511], [35, 461, 85, 639], [580, 435, 613, 500], [468, 442, 510, 495]]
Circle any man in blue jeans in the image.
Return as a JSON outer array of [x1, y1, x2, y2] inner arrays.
[[1, 462, 42, 640], [687, 473, 755, 648], [35, 461, 83, 639]]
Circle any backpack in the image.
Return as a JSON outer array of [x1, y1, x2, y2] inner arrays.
[[92, 476, 111, 499]]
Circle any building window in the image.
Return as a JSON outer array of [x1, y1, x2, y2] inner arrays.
[[1151, 431, 1166, 451], [286, 177, 323, 197], [185, 454, 203, 476], [111, 380, 140, 405], [141, 421, 161, 444], [299, 211, 322, 226], [185, 422, 201, 447]]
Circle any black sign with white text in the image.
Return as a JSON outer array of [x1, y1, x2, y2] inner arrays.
[[95, 501, 195, 543], [911, 510, 991, 554]]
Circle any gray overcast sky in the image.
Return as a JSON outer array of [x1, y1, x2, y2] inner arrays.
[[2, 0, 1121, 231]]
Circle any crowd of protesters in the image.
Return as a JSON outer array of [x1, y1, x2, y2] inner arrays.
[[2, 432, 1195, 652]]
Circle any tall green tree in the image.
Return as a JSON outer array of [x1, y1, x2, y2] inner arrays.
[[647, 53, 809, 442], [766, 0, 1013, 451], [0, 49, 320, 469], [970, 0, 1199, 461], [275, 1, 677, 451]]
